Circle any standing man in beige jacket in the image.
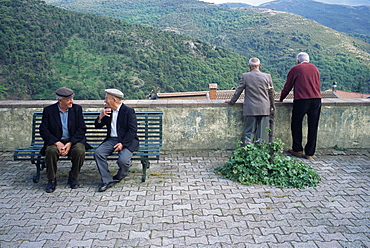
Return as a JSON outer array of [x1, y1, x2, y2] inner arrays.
[[226, 57, 274, 142]]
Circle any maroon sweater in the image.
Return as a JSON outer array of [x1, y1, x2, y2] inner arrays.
[[280, 62, 322, 101]]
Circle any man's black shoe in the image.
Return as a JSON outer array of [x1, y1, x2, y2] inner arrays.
[[98, 181, 116, 192], [113, 174, 126, 182], [68, 177, 80, 189], [45, 179, 56, 193], [69, 181, 80, 189]]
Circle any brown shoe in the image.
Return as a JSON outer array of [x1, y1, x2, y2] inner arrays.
[[305, 155, 313, 159], [287, 149, 303, 158]]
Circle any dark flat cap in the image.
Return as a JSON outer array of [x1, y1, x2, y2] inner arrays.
[[105, 89, 124, 99], [55, 87, 74, 97]]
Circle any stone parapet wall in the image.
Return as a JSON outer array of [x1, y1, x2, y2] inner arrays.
[[0, 99, 369, 151]]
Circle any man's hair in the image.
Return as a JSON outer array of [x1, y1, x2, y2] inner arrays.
[[56, 95, 73, 101], [297, 52, 310, 63], [248, 57, 260, 66], [107, 93, 122, 101]]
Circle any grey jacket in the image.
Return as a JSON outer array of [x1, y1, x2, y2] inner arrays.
[[230, 69, 273, 116]]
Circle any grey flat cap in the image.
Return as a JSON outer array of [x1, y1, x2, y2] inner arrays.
[[105, 89, 124, 99], [55, 87, 74, 97]]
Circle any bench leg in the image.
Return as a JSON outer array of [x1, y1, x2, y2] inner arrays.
[[32, 157, 45, 183], [33, 162, 41, 183], [141, 160, 150, 182]]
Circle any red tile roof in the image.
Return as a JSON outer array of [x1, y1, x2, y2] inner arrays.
[[325, 89, 370, 99], [155, 89, 368, 100]]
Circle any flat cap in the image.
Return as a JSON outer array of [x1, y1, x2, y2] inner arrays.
[[55, 87, 74, 97], [105, 89, 124, 99]]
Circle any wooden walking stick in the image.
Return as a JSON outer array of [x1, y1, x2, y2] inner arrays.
[[268, 87, 276, 163], [268, 87, 276, 143]]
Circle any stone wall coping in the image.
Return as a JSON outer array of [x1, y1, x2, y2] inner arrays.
[[1, 98, 369, 151], [0, 98, 369, 108]]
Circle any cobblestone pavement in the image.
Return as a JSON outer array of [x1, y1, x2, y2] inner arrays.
[[0, 150, 369, 248]]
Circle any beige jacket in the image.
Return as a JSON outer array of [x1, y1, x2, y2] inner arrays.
[[230, 69, 273, 116]]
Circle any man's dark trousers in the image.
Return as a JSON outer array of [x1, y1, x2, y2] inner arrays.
[[291, 98, 321, 156], [45, 142, 86, 180]]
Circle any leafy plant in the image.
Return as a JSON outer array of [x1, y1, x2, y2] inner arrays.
[[215, 139, 320, 188]]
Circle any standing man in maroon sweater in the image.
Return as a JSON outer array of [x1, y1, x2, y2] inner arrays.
[[278, 52, 322, 159]]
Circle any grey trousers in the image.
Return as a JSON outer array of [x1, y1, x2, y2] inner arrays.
[[244, 115, 269, 142], [94, 138, 133, 184]]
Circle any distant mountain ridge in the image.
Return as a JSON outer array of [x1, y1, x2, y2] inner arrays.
[[220, 2, 253, 8], [222, 0, 370, 42], [261, 0, 370, 36]]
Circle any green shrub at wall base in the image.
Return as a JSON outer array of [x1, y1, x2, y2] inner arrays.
[[215, 139, 321, 189]]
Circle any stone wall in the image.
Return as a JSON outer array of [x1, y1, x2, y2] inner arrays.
[[0, 99, 369, 151]]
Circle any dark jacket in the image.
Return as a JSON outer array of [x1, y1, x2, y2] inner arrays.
[[94, 104, 139, 152], [39, 103, 91, 155]]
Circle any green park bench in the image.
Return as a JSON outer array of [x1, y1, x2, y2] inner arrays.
[[13, 111, 163, 183]]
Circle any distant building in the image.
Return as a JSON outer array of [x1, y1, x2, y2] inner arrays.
[[152, 82, 370, 100], [153, 83, 362, 100], [324, 89, 370, 99], [156, 91, 209, 100]]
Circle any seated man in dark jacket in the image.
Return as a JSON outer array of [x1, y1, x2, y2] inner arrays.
[[40, 87, 91, 193], [94, 89, 139, 192]]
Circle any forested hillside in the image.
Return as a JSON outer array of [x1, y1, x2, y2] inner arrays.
[[0, 0, 251, 100], [45, 0, 370, 94]]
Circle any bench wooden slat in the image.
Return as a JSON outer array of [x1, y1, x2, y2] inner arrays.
[[14, 111, 163, 183]]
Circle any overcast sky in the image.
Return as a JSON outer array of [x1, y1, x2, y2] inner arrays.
[[202, 0, 370, 6]]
